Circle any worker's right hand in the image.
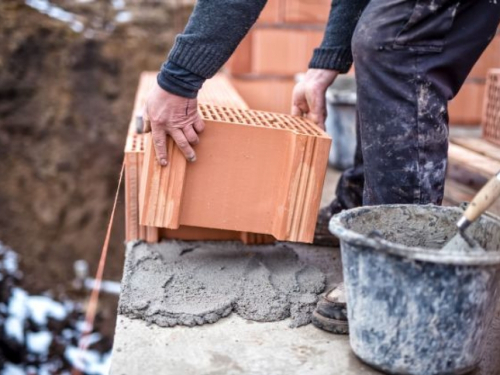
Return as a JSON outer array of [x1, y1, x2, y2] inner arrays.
[[144, 81, 205, 166], [291, 69, 339, 129]]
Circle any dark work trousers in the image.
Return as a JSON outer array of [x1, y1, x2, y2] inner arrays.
[[334, 0, 500, 209]]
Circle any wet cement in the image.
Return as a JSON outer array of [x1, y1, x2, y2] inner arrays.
[[118, 241, 326, 328], [441, 232, 486, 254]]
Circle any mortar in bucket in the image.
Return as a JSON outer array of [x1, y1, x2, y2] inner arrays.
[[329, 204, 500, 375]]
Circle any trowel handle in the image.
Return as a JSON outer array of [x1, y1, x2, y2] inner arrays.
[[459, 171, 500, 229]]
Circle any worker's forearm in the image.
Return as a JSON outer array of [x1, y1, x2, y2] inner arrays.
[[309, 0, 370, 73], [160, 0, 267, 85]]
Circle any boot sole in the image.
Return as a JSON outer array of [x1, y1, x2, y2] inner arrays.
[[311, 310, 349, 335]]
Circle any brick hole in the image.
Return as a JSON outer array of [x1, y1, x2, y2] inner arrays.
[[483, 72, 500, 144]]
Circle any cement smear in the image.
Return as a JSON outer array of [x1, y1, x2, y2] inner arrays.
[[118, 241, 326, 328], [441, 232, 486, 254]]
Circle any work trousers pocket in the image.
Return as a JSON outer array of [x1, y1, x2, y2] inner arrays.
[[393, 0, 461, 52]]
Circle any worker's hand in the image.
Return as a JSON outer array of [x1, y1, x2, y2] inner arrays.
[[291, 69, 338, 129], [144, 82, 205, 166]]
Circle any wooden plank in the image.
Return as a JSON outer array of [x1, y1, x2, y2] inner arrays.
[[444, 177, 500, 217], [448, 143, 500, 180], [451, 137, 500, 162], [444, 179, 475, 207]]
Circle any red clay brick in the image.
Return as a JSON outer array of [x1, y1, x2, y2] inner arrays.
[[160, 226, 275, 245], [230, 75, 296, 114], [224, 32, 253, 75], [284, 0, 331, 24], [469, 35, 500, 79], [251, 28, 323, 75], [482, 69, 500, 145], [139, 104, 331, 243], [125, 73, 252, 243], [449, 80, 485, 125], [124, 72, 159, 242], [257, 0, 284, 24]]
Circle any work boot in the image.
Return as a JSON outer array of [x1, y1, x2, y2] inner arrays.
[[311, 283, 348, 334], [313, 200, 344, 247]]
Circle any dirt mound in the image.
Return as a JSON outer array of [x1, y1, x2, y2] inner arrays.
[[0, 0, 192, 294]]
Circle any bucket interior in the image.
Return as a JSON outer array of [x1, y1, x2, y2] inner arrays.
[[338, 205, 500, 252]]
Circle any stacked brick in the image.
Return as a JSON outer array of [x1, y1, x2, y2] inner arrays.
[[482, 69, 500, 145], [225, 0, 331, 114], [449, 29, 500, 125], [225, 1, 498, 126]]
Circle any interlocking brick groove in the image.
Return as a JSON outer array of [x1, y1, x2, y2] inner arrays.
[[139, 103, 331, 243]]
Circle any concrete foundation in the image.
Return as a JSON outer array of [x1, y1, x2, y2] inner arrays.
[[110, 242, 369, 375], [111, 314, 379, 375], [110, 168, 500, 375]]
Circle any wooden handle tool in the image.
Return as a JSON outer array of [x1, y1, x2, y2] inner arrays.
[[457, 170, 500, 232]]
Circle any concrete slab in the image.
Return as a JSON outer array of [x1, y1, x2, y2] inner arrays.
[[110, 240, 381, 375], [110, 315, 382, 375]]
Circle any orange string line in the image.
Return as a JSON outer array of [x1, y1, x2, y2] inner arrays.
[[72, 161, 125, 375]]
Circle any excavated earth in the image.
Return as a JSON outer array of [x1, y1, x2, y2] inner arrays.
[[0, 0, 192, 369], [0, 0, 192, 293]]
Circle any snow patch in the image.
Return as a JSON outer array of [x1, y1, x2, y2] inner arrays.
[[27, 331, 53, 356]]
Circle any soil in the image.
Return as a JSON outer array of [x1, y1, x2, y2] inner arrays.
[[0, 0, 193, 367], [0, 0, 192, 292]]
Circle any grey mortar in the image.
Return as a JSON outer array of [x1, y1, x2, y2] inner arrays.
[[118, 241, 326, 328]]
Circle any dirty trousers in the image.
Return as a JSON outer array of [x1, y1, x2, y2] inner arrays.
[[334, 0, 500, 208]]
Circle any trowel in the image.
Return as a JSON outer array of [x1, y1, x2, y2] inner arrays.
[[442, 170, 500, 252]]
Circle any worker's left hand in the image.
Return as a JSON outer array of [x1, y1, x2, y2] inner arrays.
[[291, 69, 338, 129], [143, 82, 205, 166]]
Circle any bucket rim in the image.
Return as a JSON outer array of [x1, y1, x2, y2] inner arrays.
[[328, 204, 500, 266]]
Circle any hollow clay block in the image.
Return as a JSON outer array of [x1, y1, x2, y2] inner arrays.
[[483, 69, 500, 145], [160, 227, 275, 245], [230, 75, 296, 114], [139, 104, 331, 243], [125, 72, 257, 243]]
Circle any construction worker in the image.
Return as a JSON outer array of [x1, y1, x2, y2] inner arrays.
[[144, 0, 500, 334]]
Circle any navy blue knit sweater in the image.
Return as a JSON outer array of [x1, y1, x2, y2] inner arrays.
[[159, 0, 369, 98]]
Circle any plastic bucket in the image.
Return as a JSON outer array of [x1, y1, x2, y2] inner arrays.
[[329, 205, 500, 375]]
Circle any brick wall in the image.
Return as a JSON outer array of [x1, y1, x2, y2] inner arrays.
[[226, 1, 499, 125], [225, 0, 330, 114]]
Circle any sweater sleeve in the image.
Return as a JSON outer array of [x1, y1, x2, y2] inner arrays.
[[309, 0, 370, 73], [157, 61, 205, 99], [163, 0, 267, 80]]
